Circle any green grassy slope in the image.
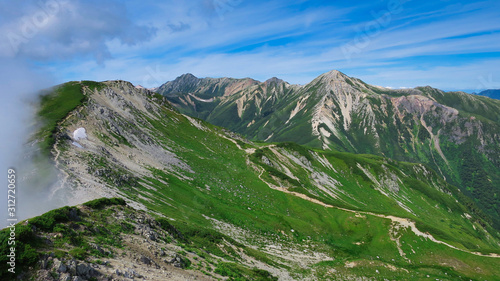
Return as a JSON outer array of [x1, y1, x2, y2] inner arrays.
[[17, 80, 500, 280], [35, 80, 106, 155], [0, 199, 279, 280], [159, 72, 500, 230]]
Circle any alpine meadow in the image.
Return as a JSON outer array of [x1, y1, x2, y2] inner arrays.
[[1, 1, 500, 281]]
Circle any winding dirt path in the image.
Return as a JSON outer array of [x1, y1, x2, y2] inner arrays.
[[254, 160, 500, 259], [214, 119, 499, 259], [49, 84, 90, 198]]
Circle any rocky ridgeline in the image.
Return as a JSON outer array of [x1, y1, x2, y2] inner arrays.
[[24, 201, 210, 281], [34, 252, 191, 281]]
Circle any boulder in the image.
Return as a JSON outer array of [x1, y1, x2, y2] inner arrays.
[[53, 259, 67, 273], [59, 273, 71, 281], [169, 254, 189, 269]]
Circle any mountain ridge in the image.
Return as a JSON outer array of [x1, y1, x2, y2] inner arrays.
[[158, 70, 500, 229], [2, 78, 500, 280], [476, 89, 500, 100]]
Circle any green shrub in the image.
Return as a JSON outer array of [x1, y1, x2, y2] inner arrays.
[[19, 244, 39, 265], [29, 206, 77, 232], [157, 218, 185, 241], [69, 247, 88, 260], [83, 197, 126, 209], [215, 262, 277, 280], [81, 80, 105, 91], [0, 225, 39, 279], [276, 142, 314, 161], [157, 219, 244, 259]]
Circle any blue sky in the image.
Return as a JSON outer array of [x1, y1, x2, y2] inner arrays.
[[1, 0, 500, 91]]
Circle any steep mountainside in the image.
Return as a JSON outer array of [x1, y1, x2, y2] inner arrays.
[[4, 80, 500, 280], [158, 71, 500, 229], [159, 73, 301, 135]]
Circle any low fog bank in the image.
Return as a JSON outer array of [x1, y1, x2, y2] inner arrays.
[[0, 59, 71, 229]]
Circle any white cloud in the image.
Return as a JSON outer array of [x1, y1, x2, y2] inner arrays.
[[0, 57, 62, 227], [357, 59, 500, 91], [0, 0, 156, 62], [3, 0, 500, 91]]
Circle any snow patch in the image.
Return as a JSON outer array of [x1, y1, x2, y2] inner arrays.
[[72, 142, 83, 148], [73, 127, 87, 140]]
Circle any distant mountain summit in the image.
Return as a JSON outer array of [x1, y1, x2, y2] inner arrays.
[[158, 73, 261, 99], [158, 70, 500, 228], [476, 89, 500, 100]]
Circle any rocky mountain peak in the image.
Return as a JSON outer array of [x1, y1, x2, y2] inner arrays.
[[176, 73, 199, 83], [158, 73, 201, 94], [309, 70, 357, 94], [318, 69, 348, 82], [265, 77, 285, 85]]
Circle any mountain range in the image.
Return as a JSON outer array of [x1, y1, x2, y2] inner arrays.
[[1, 72, 499, 280], [476, 89, 500, 100], [159, 70, 500, 230]]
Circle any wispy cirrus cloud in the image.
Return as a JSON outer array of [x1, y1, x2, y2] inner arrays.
[[3, 0, 500, 89]]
